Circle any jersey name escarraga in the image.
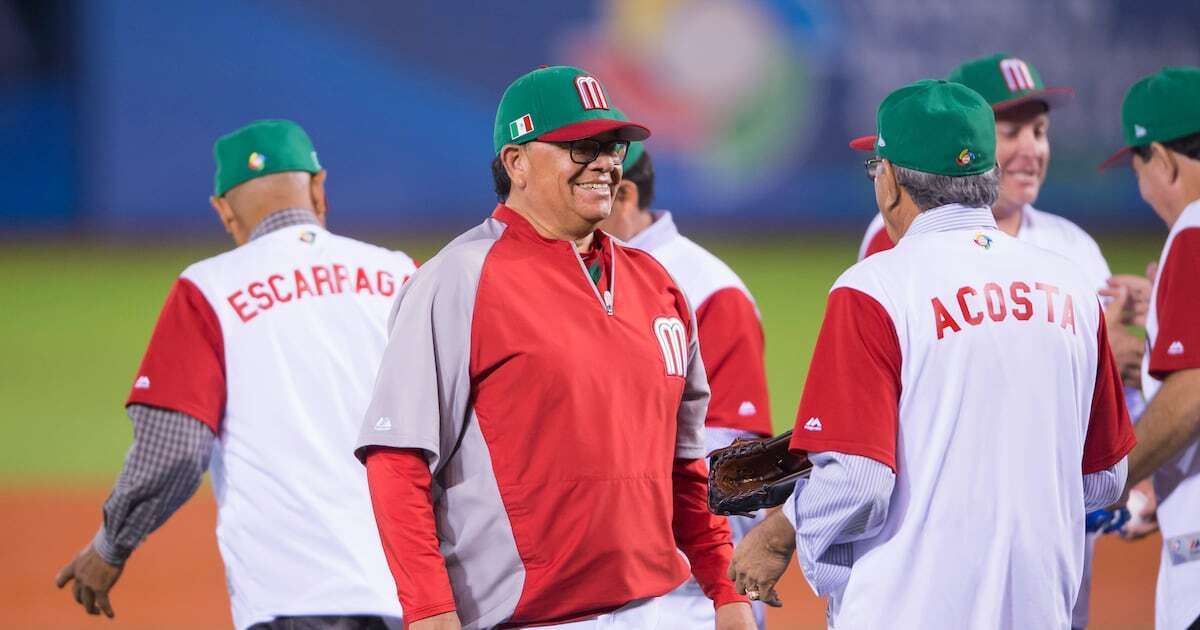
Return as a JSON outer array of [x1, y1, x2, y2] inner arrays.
[[127, 223, 414, 628]]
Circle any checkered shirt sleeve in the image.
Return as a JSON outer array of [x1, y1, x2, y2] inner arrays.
[[91, 404, 214, 564]]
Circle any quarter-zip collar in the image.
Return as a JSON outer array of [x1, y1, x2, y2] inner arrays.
[[491, 204, 617, 315]]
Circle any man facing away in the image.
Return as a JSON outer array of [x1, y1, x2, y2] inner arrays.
[[56, 120, 414, 630]]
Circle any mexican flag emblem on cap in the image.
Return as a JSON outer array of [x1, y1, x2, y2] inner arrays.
[[510, 114, 534, 140]]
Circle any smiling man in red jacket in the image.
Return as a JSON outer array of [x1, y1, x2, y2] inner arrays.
[[355, 66, 754, 630]]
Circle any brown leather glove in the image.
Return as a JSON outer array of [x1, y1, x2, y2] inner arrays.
[[708, 431, 812, 516]]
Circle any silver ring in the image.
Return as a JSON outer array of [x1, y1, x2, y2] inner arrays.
[[746, 589, 761, 601]]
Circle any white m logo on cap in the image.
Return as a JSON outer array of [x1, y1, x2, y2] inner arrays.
[[653, 316, 688, 377], [575, 76, 610, 111], [999, 58, 1036, 92]]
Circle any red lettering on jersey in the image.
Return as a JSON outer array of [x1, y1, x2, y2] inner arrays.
[[294, 268, 314, 299], [1010, 281, 1033, 320], [355, 267, 375, 294], [378, 271, 395, 296], [1061, 293, 1076, 335], [983, 282, 1007, 322], [956, 286, 984, 325], [268, 273, 292, 303], [932, 297, 961, 339], [1035, 282, 1059, 323], [333, 264, 350, 294], [312, 265, 335, 295], [247, 281, 274, 311], [227, 290, 257, 323]]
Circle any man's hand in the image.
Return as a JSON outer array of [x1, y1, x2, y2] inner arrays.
[[1104, 273, 1153, 327], [714, 602, 757, 630], [1121, 480, 1159, 541], [55, 543, 124, 618], [408, 611, 462, 630], [1101, 286, 1146, 388], [727, 510, 795, 608]]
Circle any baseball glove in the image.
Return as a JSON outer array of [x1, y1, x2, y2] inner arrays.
[[707, 430, 812, 516]]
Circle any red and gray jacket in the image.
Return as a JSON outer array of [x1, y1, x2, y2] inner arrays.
[[356, 204, 743, 629]]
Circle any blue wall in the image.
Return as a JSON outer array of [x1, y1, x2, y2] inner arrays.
[[5, 0, 1200, 234]]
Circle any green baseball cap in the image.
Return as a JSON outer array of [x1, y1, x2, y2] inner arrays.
[[1100, 66, 1200, 169], [849, 79, 996, 176], [493, 66, 650, 154], [213, 119, 322, 196], [946, 53, 1074, 113]]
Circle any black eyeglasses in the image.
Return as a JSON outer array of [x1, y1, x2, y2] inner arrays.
[[864, 157, 883, 181], [556, 139, 630, 165]]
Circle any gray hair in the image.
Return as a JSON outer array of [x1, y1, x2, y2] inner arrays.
[[893, 165, 1001, 211]]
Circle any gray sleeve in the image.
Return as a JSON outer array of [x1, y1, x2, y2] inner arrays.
[[674, 302, 711, 459], [93, 404, 214, 564], [1083, 457, 1128, 511], [782, 451, 896, 597], [356, 230, 498, 473]]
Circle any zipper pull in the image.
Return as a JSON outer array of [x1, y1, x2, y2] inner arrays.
[[603, 290, 613, 315]]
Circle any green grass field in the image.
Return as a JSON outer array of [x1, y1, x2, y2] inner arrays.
[[0, 232, 1165, 483]]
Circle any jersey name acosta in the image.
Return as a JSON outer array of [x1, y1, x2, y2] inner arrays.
[[931, 281, 1078, 340], [227, 264, 406, 323]]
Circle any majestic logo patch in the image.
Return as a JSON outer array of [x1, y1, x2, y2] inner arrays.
[[134, 375, 151, 390], [574, 75, 610, 111], [738, 401, 757, 417], [248, 152, 266, 171], [1134, 124, 1148, 139], [804, 417, 823, 431], [1168, 340, 1185, 356], [510, 114, 535, 140], [299, 230, 316, 244], [973, 231, 993, 249], [653, 316, 687, 377], [957, 148, 976, 167], [999, 58, 1035, 92], [374, 417, 393, 431]]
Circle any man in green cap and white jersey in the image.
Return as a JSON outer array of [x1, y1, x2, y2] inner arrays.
[[855, 55, 1152, 628], [55, 120, 416, 629], [727, 79, 1134, 628], [1101, 66, 1200, 630]]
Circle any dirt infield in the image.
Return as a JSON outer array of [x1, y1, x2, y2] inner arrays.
[[4, 484, 1160, 629]]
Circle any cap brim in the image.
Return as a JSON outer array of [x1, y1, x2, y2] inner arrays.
[[538, 119, 651, 143], [992, 87, 1075, 114], [848, 135, 877, 151], [1098, 146, 1134, 171]]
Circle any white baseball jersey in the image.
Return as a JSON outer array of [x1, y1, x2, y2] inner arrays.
[[625, 211, 770, 629], [1141, 199, 1200, 630], [127, 219, 414, 629], [794, 205, 1134, 629], [860, 203, 1133, 628]]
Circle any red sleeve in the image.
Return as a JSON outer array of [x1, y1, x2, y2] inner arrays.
[[671, 458, 747, 609], [790, 287, 901, 471], [126, 278, 226, 432], [365, 448, 457, 624], [1083, 307, 1137, 473], [695, 288, 771, 436], [862, 226, 895, 259], [1149, 228, 1200, 379]]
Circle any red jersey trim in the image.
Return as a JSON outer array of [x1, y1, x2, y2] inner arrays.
[[1149, 227, 1200, 379], [789, 287, 901, 472], [1082, 307, 1137, 474], [126, 277, 226, 432], [695, 287, 771, 436]]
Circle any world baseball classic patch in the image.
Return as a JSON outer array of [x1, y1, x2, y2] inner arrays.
[[1165, 532, 1200, 566]]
